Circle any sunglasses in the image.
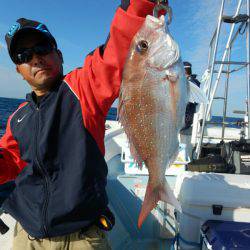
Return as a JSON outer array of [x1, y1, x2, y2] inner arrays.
[[14, 42, 55, 64]]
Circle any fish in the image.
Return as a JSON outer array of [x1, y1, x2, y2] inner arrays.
[[118, 15, 188, 228]]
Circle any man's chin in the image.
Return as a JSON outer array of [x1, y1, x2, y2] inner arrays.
[[35, 77, 57, 90], [37, 75, 60, 85]]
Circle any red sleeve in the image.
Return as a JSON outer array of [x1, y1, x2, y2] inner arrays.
[[64, 0, 156, 154], [0, 114, 27, 184]]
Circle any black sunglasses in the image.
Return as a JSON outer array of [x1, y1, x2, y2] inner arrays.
[[14, 42, 55, 64]]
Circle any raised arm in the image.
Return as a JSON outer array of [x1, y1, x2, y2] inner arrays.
[[64, 0, 159, 117]]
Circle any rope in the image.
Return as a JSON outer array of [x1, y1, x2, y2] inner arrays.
[[169, 233, 202, 249]]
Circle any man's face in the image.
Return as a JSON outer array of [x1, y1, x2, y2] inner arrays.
[[14, 32, 63, 95], [184, 69, 190, 78]]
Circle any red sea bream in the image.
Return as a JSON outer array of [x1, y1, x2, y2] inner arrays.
[[118, 15, 188, 228]]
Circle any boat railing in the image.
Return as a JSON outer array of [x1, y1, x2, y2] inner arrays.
[[193, 0, 250, 159]]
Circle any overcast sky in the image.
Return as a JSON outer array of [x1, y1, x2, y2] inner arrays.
[[0, 0, 248, 116]]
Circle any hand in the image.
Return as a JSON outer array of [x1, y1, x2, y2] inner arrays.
[[150, 0, 169, 6]]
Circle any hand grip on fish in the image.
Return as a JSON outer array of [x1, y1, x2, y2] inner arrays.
[[118, 14, 189, 228]]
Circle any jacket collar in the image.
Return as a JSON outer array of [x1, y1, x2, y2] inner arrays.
[[26, 79, 63, 107]]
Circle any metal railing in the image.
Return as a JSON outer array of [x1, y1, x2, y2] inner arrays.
[[194, 0, 250, 158]]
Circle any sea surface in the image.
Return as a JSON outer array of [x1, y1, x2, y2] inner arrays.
[[0, 97, 117, 137], [0, 97, 244, 137]]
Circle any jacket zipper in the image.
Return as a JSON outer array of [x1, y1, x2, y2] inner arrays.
[[35, 106, 50, 237]]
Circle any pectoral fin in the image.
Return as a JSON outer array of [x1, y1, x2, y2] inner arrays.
[[188, 81, 208, 104]]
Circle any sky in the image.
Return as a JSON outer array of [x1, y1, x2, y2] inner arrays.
[[0, 0, 249, 117]]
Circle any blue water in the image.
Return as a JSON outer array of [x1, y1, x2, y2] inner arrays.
[[0, 97, 244, 137], [0, 97, 24, 137], [0, 97, 117, 137], [210, 116, 244, 128]]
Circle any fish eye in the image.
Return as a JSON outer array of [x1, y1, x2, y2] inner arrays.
[[136, 40, 148, 53]]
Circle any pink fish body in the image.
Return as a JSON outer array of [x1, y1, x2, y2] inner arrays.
[[118, 15, 188, 228]]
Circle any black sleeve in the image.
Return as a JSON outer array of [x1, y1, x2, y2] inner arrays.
[[120, 0, 130, 11]]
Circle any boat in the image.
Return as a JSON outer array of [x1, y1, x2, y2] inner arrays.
[[1, 0, 250, 249], [104, 0, 250, 248]]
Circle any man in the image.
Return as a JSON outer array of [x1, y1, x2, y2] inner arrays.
[[183, 61, 201, 129], [0, 1, 168, 249]]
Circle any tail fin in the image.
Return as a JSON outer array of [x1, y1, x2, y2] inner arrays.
[[137, 180, 182, 228]]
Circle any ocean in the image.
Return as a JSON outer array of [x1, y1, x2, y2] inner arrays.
[[0, 97, 118, 137], [0, 97, 244, 137], [0, 97, 24, 137]]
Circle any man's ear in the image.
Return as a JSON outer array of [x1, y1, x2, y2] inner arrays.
[[16, 65, 26, 80], [57, 49, 64, 64], [16, 65, 20, 74]]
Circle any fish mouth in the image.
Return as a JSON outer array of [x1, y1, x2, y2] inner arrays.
[[146, 15, 165, 25]]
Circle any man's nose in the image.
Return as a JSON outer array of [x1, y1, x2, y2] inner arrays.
[[31, 53, 45, 66]]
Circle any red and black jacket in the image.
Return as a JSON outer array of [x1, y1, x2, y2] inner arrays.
[[0, 1, 157, 238]]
